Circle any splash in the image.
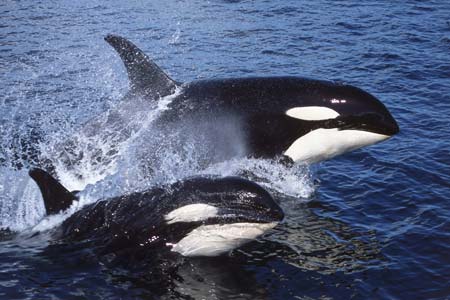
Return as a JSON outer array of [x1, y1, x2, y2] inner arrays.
[[202, 158, 315, 199], [44, 88, 182, 192]]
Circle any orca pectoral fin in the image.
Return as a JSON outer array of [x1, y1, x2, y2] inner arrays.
[[29, 168, 78, 215], [104, 34, 177, 99]]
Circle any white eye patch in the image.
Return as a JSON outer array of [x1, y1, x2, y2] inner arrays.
[[164, 204, 219, 224], [286, 106, 340, 121]]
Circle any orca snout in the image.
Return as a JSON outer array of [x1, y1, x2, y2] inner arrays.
[[330, 85, 400, 136], [347, 110, 399, 136], [353, 88, 399, 136]]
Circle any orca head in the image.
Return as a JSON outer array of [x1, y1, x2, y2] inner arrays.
[[160, 176, 284, 257], [282, 81, 399, 163]]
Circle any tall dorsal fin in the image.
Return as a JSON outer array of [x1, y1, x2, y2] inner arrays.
[[104, 34, 177, 99], [29, 168, 78, 215]]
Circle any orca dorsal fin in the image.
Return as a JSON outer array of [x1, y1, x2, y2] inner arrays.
[[104, 34, 177, 99], [29, 168, 78, 215]]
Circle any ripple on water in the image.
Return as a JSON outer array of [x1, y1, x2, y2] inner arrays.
[[0, 0, 449, 299]]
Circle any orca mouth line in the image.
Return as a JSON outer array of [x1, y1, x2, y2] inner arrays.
[[207, 210, 284, 225], [319, 114, 400, 136]]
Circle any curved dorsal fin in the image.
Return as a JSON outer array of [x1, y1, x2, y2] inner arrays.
[[29, 168, 78, 215], [104, 34, 177, 99]]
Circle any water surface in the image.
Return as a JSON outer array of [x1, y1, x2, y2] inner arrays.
[[1, 1, 449, 299]]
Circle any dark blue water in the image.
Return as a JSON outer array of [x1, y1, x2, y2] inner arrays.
[[1, 0, 449, 299]]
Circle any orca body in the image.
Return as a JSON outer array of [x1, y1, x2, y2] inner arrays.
[[3, 35, 399, 187], [29, 168, 283, 260], [105, 34, 399, 164]]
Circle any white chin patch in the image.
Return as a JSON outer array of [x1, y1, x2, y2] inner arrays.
[[164, 204, 218, 224], [169, 222, 277, 257], [286, 106, 340, 121], [284, 129, 391, 164]]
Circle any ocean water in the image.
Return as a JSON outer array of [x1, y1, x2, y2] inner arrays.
[[1, 0, 449, 299]]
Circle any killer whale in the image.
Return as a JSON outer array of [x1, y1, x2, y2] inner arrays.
[[2, 35, 399, 189], [28, 168, 283, 259], [104, 34, 399, 164]]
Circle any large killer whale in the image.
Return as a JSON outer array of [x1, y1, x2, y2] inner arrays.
[[2, 35, 399, 188], [102, 34, 399, 164], [28, 168, 283, 261]]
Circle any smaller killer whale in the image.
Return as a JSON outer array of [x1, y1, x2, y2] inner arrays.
[[104, 34, 399, 164], [28, 168, 283, 259]]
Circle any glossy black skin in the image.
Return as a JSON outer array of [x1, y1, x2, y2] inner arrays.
[[52, 176, 283, 263], [157, 76, 400, 159]]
